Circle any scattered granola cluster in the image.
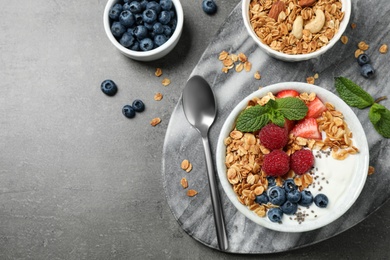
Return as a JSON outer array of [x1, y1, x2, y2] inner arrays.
[[249, 0, 345, 55], [180, 159, 198, 197]]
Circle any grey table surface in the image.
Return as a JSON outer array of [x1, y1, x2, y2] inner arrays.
[[0, 0, 389, 259]]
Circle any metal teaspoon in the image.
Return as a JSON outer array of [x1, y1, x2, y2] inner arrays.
[[182, 75, 228, 251]]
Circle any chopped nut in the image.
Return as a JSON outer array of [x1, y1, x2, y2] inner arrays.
[[155, 68, 163, 77], [180, 178, 188, 189], [154, 92, 163, 101], [162, 78, 171, 86], [379, 44, 388, 54], [187, 189, 198, 197], [150, 117, 161, 126]]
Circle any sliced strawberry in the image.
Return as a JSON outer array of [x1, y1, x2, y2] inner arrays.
[[291, 118, 322, 140], [284, 118, 295, 133], [276, 89, 300, 98], [305, 97, 327, 119]]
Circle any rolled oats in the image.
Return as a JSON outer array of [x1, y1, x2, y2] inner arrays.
[[155, 68, 163, 77], [379, 44, 388, 54], [368, 166, 375, 176], [180, 177, 188, 189], [354, 49, 364, 58], [150, 117, 161, 126], [162, 78, 171, 86], [358, 41, 369, 51], [181, 159, 193, 172], [154, 92, 163, 101], [254, 71, 261, 80], [340, 35, 348, 44], [187, 189, 198, 197]]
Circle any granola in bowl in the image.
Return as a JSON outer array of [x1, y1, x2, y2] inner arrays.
[[216, 82, 369, 232], [242, 0, 351, 61]]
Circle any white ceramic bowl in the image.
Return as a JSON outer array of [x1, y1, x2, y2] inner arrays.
[[103, 0, 184, 61], [242, 0, 351, 62], [216, 82, 369, 232]]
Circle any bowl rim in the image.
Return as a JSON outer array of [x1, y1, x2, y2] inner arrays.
[[216, 82, 369, 232], [241, 0, 352, 61], [103, 0, 184, 58]]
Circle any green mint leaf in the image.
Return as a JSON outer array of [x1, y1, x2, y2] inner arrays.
[[269, 111, 286, 127], [334, 77, 374, 109], [236, 105, 270, 132], [275, 97, 308, 120], [266, 99, 278, 110], [369, 103, 390, 138]]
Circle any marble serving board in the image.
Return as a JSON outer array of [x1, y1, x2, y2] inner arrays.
[[162, 1, 390, 253]]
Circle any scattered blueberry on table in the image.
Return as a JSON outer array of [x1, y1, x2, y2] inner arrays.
[[356, 53, 375, 78], [132, 99, 145, 112], [101, 79, 118, 96], [202, 0, 217, 15], [122, 105, 136, 118], [109, 0, 177, 51]]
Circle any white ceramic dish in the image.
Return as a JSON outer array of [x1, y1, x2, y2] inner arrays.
[[216, 82, 369, 232], [103, 0, 184, 61], [242, 0, 351, 62]]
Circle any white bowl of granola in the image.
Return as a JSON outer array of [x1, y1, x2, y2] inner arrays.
[[242, 0, 351, 62], [216, 82, 369, 232]]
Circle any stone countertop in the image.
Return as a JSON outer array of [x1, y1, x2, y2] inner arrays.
[[0, 0, 388, 259]]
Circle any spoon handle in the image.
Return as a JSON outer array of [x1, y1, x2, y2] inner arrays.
[[201, 135, 229, 251]]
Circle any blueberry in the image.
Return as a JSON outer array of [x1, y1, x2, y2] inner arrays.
[[286, 189, 301, 203], [267, 176, 276, 187], [281, 201, 298, 215], [132, 99, 145, 112], [119, 10, 135, 27], [202, 0, 217, 15], [144, 22, 154, 31], [360, 63, 375, 78], [357, 54, 370, 66], [168, 18, 177, 31], [143, 9, 157, 24], [140, 0, 149, 10], [153, 22, 164, 34], [267, 208, 283, 223], [169, 10, 175, 19], [101, 79, 118, 96], [268, 186, 286, 206], [154, 34, 168, 47], [160, 0, 173, 11], [298, 190, 314, 207], [123, 2, 132, 11], [119, 32, 136, 47], [283, 179, 297, 193], [111, 21, 126, 38], [129, 41, 140, 51], [134, 13, 144, 24], [314, 194, 329, 208], [128, 1, 142, 13], [133, 25, 149, 40], [255, 193, 269, 205], [139, 38, 154, 51], [162, 25, 172, 36], [109, 4, 123, 20], [147, 1, 162, 14], [122, 105, 136, 119], [158, 10, 171, 25]]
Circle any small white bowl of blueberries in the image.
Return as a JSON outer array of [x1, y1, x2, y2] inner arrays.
[[103, 0, 184, 61]]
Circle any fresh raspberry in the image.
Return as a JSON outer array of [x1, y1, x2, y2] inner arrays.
[[262, 150, 290, 177], [290, 149, 314, 175], [259, 123, 289, 150]]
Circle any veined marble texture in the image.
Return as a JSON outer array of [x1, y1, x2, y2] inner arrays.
[[162, 1, 390, 253]]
